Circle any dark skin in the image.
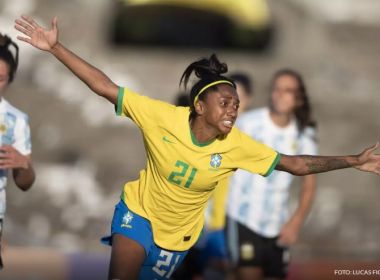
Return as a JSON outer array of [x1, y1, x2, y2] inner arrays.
[[191, 84, 239, 142], [15, 15, 380, 280], [109, 234, 145, 280]]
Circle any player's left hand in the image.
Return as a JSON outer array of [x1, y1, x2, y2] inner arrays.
[[277, 219, 301, 247], [355, 142, 380, 175], [0, 145, 28, 170]]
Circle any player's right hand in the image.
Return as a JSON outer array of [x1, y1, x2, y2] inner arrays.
[[15, 15, 58, 51]]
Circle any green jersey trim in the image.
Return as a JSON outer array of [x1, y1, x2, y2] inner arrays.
[[190, 127, 215, 147], [116, 87, 124, 116], [264, 152, 281, 177]]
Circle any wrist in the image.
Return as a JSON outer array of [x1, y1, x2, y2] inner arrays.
[[289, 215, 304, 228], [20, 156, 30, 170], [352, 155, 362, 169], [50, 42, 62, 54]]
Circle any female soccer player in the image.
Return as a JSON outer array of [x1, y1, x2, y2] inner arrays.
[[15, 15, 380, 280], [0, 33, 35, 269], [227, 69, 317, 280], [196, 73, 254, 280]]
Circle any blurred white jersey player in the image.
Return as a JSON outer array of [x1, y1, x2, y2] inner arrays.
[[227, 69, 317, 280], [228, 107, 317, 236], [0, 33, 35, 269], [0, 99, 32, 219]]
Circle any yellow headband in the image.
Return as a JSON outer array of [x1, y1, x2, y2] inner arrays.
[[193, 80, 234, 106]]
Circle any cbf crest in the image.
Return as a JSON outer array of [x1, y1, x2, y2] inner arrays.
[[121, 211, 133, 228], [210, 153, 222, 168]]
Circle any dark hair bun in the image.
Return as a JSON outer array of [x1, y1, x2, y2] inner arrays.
[[180, 54, 228, 90], [193, 54, 228, 78]]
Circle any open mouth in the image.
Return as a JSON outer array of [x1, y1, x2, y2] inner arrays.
[[223, 120, 234, 128]]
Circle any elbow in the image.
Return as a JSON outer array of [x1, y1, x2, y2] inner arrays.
[[89, 84, 106, 97], [285, 167, 302, 176], [278, 155, 307, 176], [291, 169, 305, 176], [17, 182, 34, 192], [290, 157, 308, 176], [16, 175, 36, 192], [18, 181, 35, 192], [19, 186, 32, 192], [90, 79, 117, 98]]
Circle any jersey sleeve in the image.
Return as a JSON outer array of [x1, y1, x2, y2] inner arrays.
[[299, 127, 318, 155], [12, 115, 32, 155], [115, 86, 176, 130], [233, 130, 281, 177]]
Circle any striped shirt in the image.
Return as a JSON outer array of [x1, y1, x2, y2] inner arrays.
[[0, 98, 31, 219], [227, 107, 317, 237]]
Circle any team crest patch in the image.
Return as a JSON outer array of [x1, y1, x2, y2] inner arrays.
[[0, 124, 7, 133], [210, 153, 222, 168], [241, 243, 255, 261], [121, 211, 133, 228]]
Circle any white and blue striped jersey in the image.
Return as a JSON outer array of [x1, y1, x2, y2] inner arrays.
[[0, 98, 31, 219], [227, 107, 317, 237]]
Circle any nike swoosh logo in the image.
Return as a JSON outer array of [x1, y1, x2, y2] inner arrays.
[[162, 136, 175, 144]]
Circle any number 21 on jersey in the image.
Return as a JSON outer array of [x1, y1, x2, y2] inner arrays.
[[167, 160, 197, 188], [152, 249, 181, 278]]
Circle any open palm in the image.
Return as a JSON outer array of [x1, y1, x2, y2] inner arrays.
[[356, 143, 380, 175], [15, 15, 58, 51]]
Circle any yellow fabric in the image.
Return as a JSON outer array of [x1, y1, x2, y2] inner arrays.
[[207, 177, 230, 230], [193, 80, 234, 106], [117, 87, 279, 251], [124, 0, 270, 28]]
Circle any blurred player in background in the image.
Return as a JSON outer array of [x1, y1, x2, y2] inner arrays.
[[227, 69, 317, 280], [15, 15, 380, 280], [0, 33, 35, 269]]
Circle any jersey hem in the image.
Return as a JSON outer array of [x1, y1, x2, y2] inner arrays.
[[120, 194, 200, 252]]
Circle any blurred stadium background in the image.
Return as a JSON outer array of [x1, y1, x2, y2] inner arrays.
[[1, 0, 380, 279]]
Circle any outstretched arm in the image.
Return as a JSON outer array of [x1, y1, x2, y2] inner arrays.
[[15, 15, 118, 104], [276, 143, 380, 176]]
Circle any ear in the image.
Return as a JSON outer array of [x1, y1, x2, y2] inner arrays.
[[194, 100, 206, 115]]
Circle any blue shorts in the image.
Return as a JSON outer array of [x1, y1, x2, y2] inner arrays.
[[196, 228, 228, 259], [195, 228, 228, 269], [101, 200, 188, 280], [191, 228, 228, 272]]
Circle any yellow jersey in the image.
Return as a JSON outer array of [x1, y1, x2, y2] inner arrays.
[[204, 177, 230, 231], [116, 87, 280, 251], [205, 177, 230, 231]]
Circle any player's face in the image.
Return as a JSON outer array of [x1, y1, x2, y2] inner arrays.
[[0, 60, 10, 94], [201, 84, 239, 135], [271, 74, 302, 115]]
